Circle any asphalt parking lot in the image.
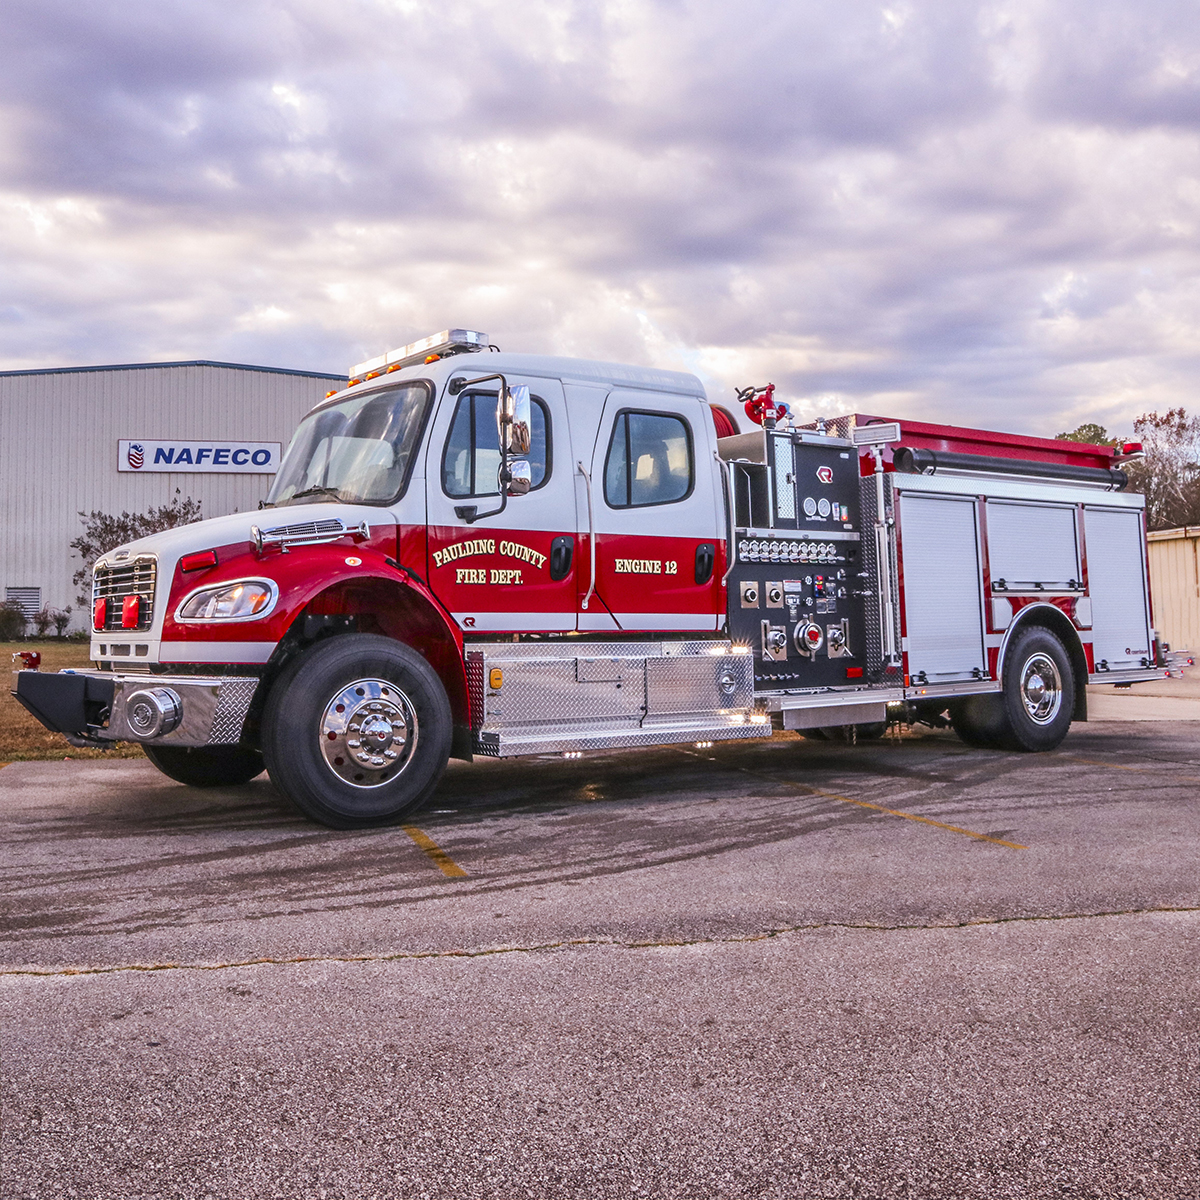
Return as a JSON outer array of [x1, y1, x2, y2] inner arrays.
[[3, 713, 1199, 1199]]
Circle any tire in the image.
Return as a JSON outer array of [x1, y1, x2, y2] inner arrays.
[[951, 626, 1075, 752], [143, 744, 266, 787], [261, 634, 452, 829], [949, 695, 1009, 748]]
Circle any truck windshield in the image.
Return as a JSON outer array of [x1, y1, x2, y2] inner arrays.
[[265, 382, 432, 507]]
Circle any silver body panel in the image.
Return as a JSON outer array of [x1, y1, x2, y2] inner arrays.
[[69, 670, 258, 747], [1084, 507, 1154, 670], [897, 492, 988, 684], [780, 702, 888, 731], [465, 640, 764, 757]]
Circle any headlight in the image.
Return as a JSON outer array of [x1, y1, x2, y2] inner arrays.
[[178, 579, 277, 622]]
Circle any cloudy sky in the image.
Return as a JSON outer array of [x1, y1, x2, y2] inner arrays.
[[3, 0, 1200, 437]]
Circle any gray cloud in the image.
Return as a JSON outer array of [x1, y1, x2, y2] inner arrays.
[[2, 0, 1200, 439]]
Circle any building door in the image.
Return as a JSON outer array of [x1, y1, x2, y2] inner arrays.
[[425, 376, 578, 632], [579, 390, 723, 633]]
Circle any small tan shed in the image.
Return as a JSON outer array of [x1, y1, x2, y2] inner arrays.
[[1147, 526, 1200, 651]]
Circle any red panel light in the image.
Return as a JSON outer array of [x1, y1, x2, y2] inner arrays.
[[121, 595, 141, 629], [93, 598, 107, 629]]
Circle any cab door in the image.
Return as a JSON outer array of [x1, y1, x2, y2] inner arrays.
[[425, 376, 578, 632], [580, 390, 723, 633]]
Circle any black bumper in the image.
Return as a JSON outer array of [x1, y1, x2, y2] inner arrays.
[[11, 671, 115, 735]]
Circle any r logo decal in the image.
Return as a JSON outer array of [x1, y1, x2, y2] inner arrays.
[[816, 466, 834, 484]]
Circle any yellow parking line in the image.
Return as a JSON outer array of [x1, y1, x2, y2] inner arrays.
[[677, 748, 1026, 849], [794, 783, 1027, 849], [401, 826, 468, 877]]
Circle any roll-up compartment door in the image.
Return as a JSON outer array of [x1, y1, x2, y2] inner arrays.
[[987, 501, 1080, 589], [1083, 507, 1152, 670], [899, 493, 986, 682]]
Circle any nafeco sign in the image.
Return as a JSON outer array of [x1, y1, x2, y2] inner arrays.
[[118, 440, 282, 474]]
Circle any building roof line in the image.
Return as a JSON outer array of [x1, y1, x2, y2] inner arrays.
[[0, 359, 349, 381]]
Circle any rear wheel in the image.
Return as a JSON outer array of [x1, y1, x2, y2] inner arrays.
[[143, 744, 265, 787], [261, 634, 452, 829], [951, 626, 1075, 752]]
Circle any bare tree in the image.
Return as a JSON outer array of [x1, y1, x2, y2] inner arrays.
[[70, 490, 202, 605], [1123, 409, 1200, 531]]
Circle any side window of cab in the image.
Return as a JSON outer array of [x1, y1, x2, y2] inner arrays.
[[442, 390, 551, 498], [603, 410, 694, 508]]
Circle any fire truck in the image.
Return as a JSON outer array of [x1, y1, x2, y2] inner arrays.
[[12, 330, 1183, 828]]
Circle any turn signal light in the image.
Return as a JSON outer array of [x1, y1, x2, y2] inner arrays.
[[121, 595, 141, 629], [93, 598, 107, 629], [181, 550, 218, 572]]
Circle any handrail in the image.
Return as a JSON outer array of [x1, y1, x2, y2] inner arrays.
[[577, 461, 596, 611], [718, 453, 736, 587]]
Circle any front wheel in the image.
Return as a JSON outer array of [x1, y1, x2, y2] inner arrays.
[[261, 634, 453, 829], [143, 744, 266, 787]]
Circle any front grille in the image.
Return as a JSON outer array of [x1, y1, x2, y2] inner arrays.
[[93, 556, 157, 632]]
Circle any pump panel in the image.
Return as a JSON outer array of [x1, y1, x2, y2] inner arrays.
[[727, 435, 868, 691]]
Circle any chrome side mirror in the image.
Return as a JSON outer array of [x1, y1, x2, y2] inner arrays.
[[506, 459, 532, 496], [498, 383, 532, 456]]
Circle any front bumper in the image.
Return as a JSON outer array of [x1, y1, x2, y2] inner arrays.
[[12, 670, 260, 748]]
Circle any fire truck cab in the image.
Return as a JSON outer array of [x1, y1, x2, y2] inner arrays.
[[13, 330, 1183, 828]]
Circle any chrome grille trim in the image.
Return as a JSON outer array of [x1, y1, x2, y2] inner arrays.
[[92, 555, 157, 632]]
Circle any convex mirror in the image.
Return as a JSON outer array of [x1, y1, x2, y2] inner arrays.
[[506, 459, 532, 496]]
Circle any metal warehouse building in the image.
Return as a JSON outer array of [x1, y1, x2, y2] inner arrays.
[[1148, 526, 1200, 653], [1, 360, 345, 631]]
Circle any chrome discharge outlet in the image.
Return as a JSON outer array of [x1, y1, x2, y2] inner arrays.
[[125, 687, 183, 738]]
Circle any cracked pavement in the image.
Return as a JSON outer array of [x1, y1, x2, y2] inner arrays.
[[3, 723, 1200, 1198]]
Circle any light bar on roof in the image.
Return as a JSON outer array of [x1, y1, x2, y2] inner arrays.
[[851, 422, 902, 446], [351, 330, 488, 378]]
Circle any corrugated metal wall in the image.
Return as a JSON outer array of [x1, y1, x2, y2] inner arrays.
[[1147, 527, 1200, 651], [0, 362, 343, 629]]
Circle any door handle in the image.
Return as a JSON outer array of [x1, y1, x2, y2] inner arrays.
[[577, 461, 596, 610], [694, 542, 715, 585], [550, 535, 574, 581]]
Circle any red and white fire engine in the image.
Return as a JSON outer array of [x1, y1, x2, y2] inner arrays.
[[13, 330, 1185, 827]]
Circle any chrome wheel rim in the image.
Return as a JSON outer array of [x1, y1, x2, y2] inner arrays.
[[319, 678, 418, 788], [1020, 653, 1062, 725]]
